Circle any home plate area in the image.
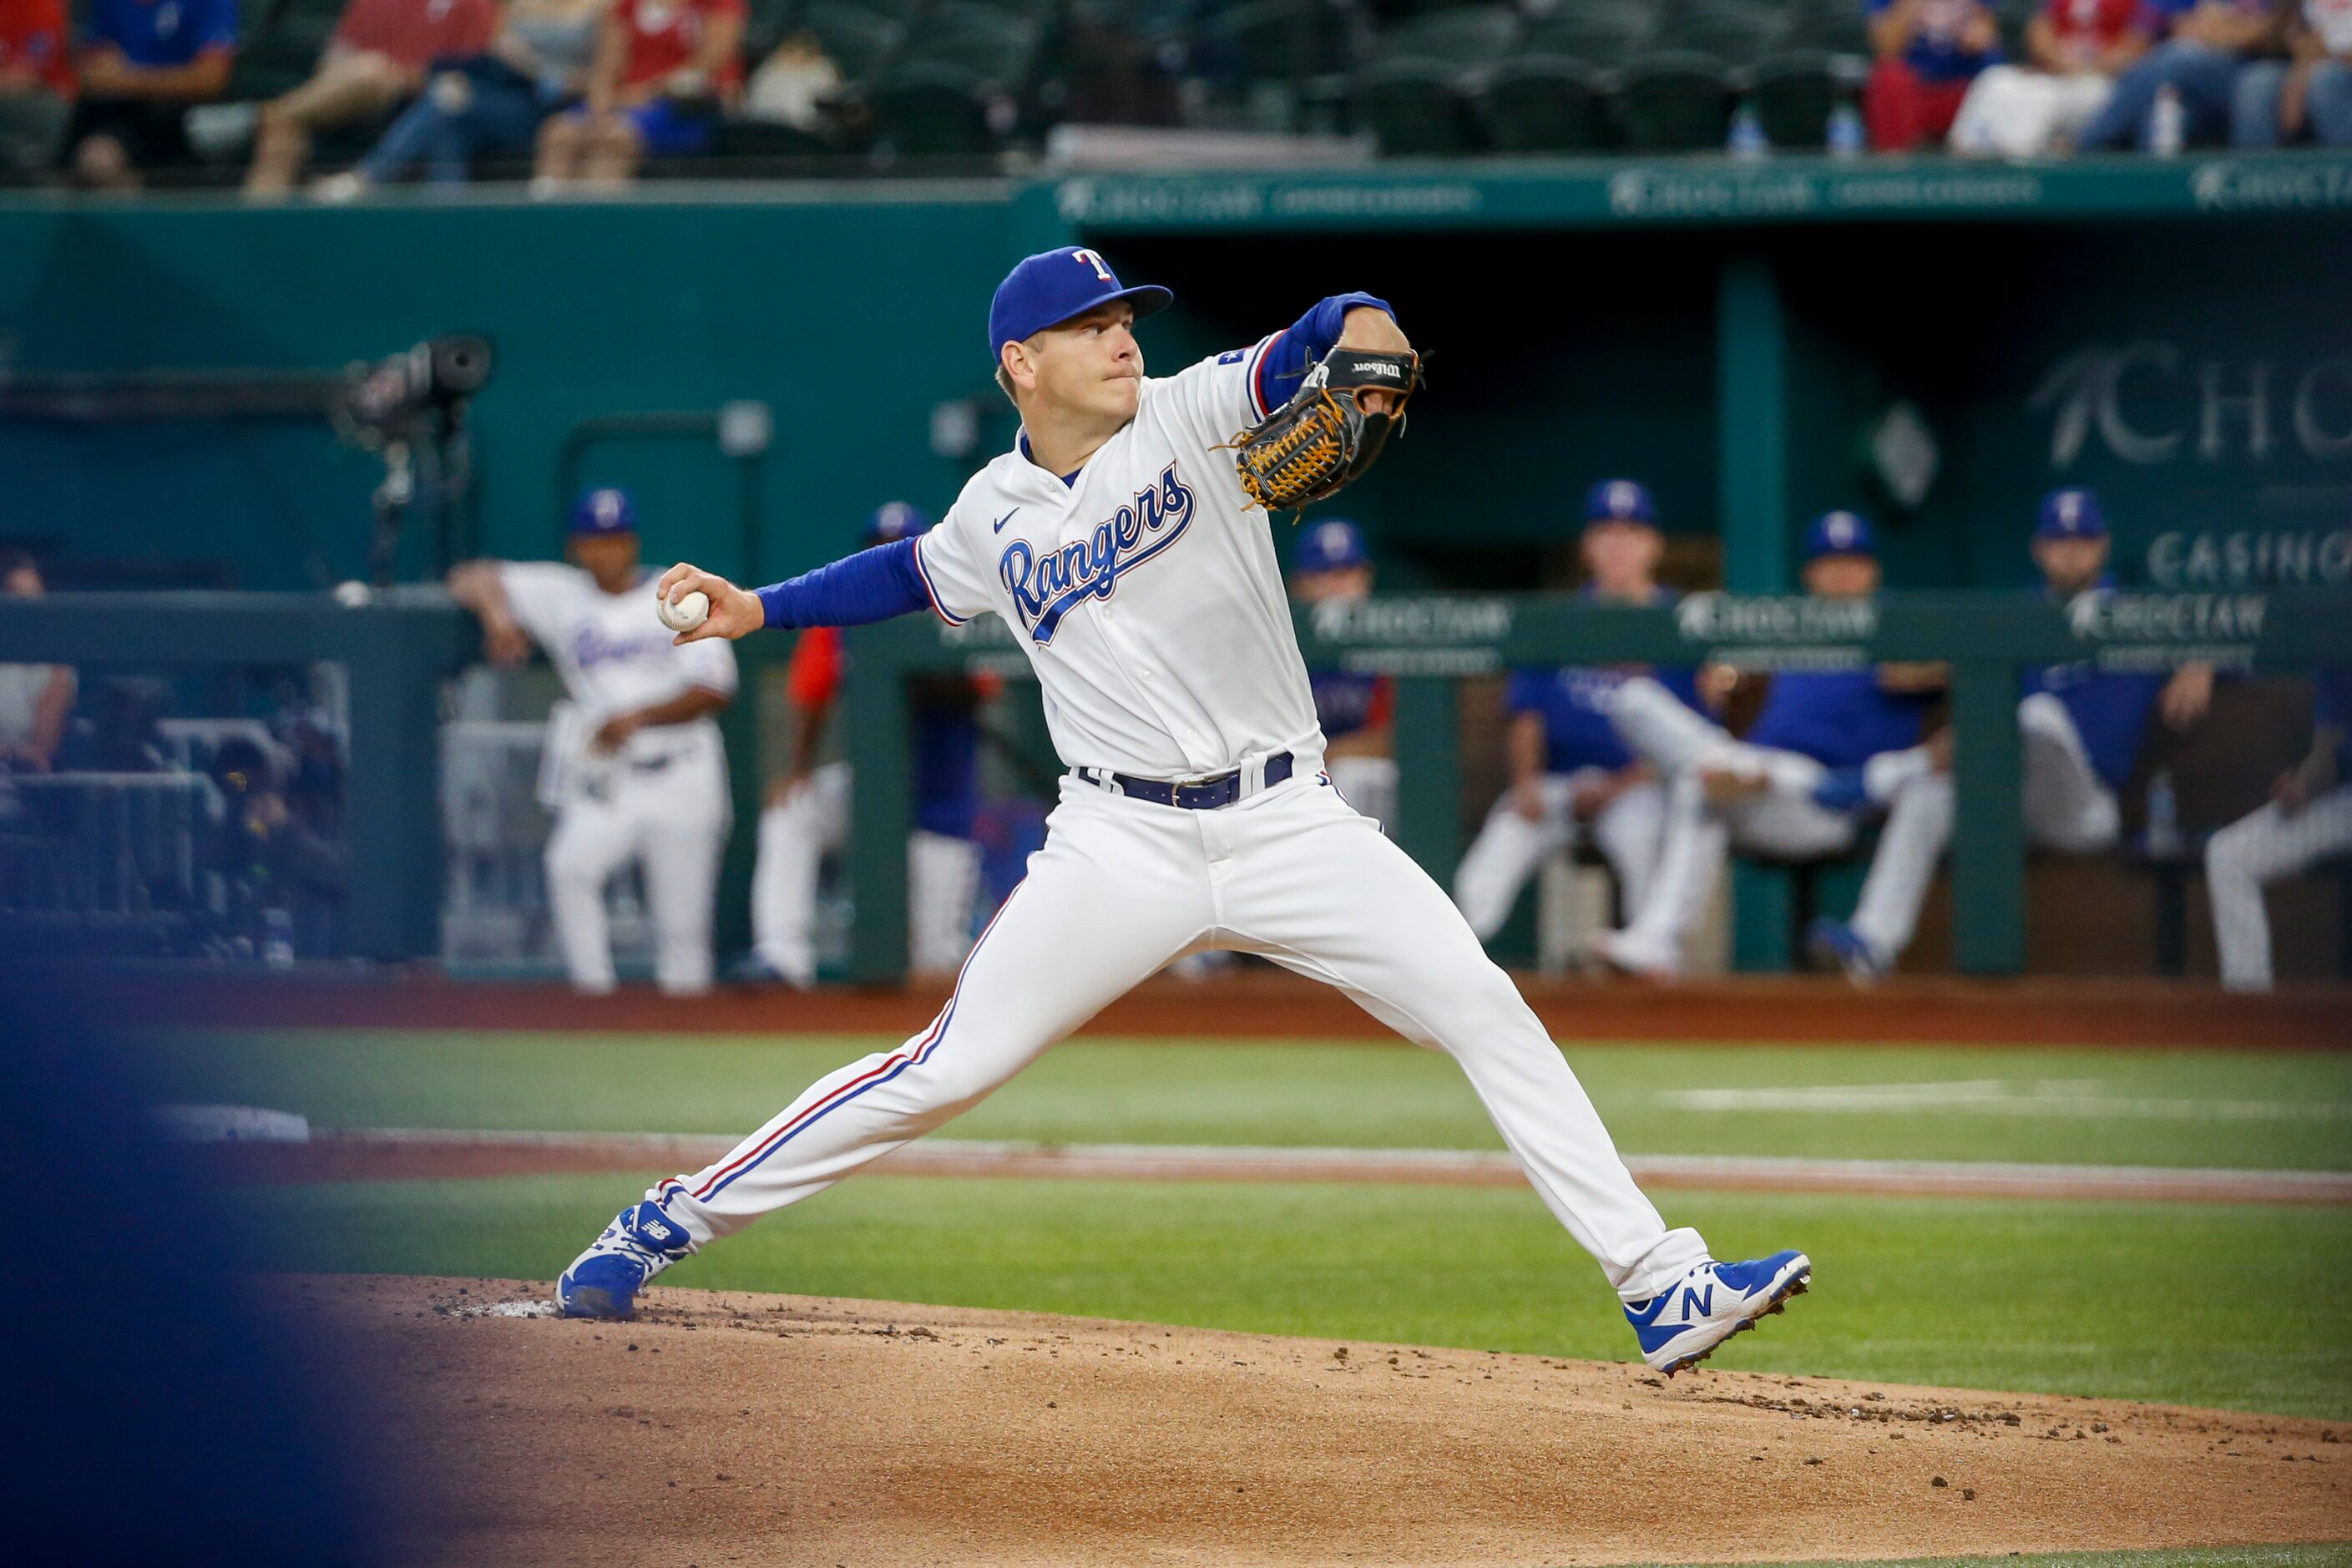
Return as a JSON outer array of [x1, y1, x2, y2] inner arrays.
[[299, 1275, 2346, 1568]]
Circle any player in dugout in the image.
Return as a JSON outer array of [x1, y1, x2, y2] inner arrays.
[[743, 502, 994, 988], [1453, 478, 1693, 951], [1594, 510, 1951, 981], [448, 488, 738, 995], [1806, 488, 2213, 982], [1287, 518, 1397, 830]]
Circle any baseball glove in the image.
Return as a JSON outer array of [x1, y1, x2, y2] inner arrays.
[[1227, 346, 1422, 512]]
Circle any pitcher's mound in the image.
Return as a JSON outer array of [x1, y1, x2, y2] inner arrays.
[[301, 1275, 2345, 1567]]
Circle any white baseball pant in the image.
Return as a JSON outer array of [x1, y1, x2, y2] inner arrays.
[[653, 765, 1711, 1302], [751, 761, 984, 984], [1605, 677, 1938, 973], [1453, 770, 1668, 942], [2205, 785, 2352, 991], [544, 747, 730, 995], [1836, 692, 2123, 967]]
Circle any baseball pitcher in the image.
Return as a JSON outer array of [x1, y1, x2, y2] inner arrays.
[[553, 247, 1810, 1375]]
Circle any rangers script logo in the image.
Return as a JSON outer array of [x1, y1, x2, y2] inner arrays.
[[999, 463, 1197, 644]]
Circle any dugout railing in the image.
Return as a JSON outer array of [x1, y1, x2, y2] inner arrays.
[[841, 587, 2352, 983]]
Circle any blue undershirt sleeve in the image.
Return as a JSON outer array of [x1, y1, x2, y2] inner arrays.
[[753, 537, 931, 631], [1254, 291, 1394, 408]]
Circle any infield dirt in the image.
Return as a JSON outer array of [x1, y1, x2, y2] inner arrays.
[[299, 1274, 2348, 1567]]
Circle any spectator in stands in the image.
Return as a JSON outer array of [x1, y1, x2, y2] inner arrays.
[[0, 0, 75, 175], [1453, 481, 1685, 950], [1289, 518, 1397, 830], [1592, 512, 1951, 982], [1864, 0, 2003, 149], [2233, 0, 2352, 144], [318, 0, 609, 195], [0, 551, 73, 774], [1806, 489, 2214, 983], [1949, 0, 2160, 155], [244, 0, 500, 198], [2076, 0, 2294, 148], [62, 0, 237, 190], [2206, 667, 2352, 991], [741, 27, 837, 134], [533, 0, 742, 190]]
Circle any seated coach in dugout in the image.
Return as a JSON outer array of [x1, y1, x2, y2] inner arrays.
[[1453, 479, 1693, 950], [1594, 511, 1950, 981], [1805, 488, 2214, 984]]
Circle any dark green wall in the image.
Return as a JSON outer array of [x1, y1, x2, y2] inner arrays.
[[3, 196, 2347, 597]]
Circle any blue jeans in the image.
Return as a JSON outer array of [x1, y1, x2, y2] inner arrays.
[[2076, 39, 2246, 149], [357, 60, 546, 185], [2235, 57, 2352, 146]]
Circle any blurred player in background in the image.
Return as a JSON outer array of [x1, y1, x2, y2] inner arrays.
[[1807, 489, 2213, 982], [1596, 511, 1948, 980], [745, 503, 988, 986], [2207, 667, 2352, 990], [1453, 479, 1687, 945], [448, 487, 737, 994], [1288, 518, 1396, 829], [0, 550, 75, 775]]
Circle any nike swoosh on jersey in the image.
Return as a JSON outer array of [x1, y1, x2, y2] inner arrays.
[[994, 508, 1020, 533]]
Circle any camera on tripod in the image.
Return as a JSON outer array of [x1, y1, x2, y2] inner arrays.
[[332, 335, 495, 588], [339, 333, 495, 441]]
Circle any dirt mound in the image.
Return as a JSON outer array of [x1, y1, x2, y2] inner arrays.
[[296, 1274, 2348, 1567]]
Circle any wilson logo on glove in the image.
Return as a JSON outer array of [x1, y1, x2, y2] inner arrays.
[[1226, 346, 1423, 514]]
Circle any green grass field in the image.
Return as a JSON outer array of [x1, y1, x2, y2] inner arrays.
[[154, 1030, 2352, 1168], [165, 1028, 2352, 1424]]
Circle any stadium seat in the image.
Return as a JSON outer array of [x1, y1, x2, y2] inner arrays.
[[1774, 0, 1872, 58], [1369, 4, 1520, 72], [1482, 54, 1611, 153], [845, 0, 933, 24], [1748, 49, 1841, 146], [800, 2, 910, 87], [1193, 0, 1341, 84], [742, 0, 807, 63], [1521, 3, 1657, 68], [866, 61, 1002, 154], [1655, 0, 1781, 79], [1613, 49, 1737, 150], [895, 1, 1041, 88], [1358, 58, 1478, 156]]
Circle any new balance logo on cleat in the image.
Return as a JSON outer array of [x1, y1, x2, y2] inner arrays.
[[555, 1201, 697, 1322], [1626, 1251, 1811, 1376]]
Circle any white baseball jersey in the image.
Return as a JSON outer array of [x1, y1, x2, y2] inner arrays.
[[911, 341, 1316, 779], [499, 563, 739, 765]]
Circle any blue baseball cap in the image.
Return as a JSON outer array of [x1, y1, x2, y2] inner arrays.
[[569, 487, 636, 536], [2035, 488, 2107, 542], [988, 246, 1173, 366], [1803, 509, 1876, 562], [864, 501, 931, 544], [1585, 478, 1658, 525], [1295, 518, 1368, 574]]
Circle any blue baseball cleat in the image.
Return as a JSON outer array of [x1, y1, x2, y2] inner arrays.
[[556, 1201, 696, 1321], [1807, 915, 1888, 985], [1810, 765, 1871, 814], [1626, 1251, 1812, 1374]]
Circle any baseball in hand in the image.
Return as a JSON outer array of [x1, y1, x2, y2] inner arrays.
[[658, 589, 711, 633]]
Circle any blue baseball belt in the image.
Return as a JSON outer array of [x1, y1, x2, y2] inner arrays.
[[1070, 751, 1294, 810]]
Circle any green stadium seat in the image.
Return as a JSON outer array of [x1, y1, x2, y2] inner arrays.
[[1483, 54, 1611, 152], [1358, 58, 1478, 155], [742, 0, 807, 63], [847, 0, 933, 24], [1370, 4, 1520, 70], [1657, 0, 1782, 78], [1748, 49, 1840, 146], [1193, 0, 1341, 83], [1775, 0, 1871, 57], [866, 61, 1002, 154], [800, 2, 910, 85], [1521, 6, 1657, 70], [1614, 48, 1737, 149]]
